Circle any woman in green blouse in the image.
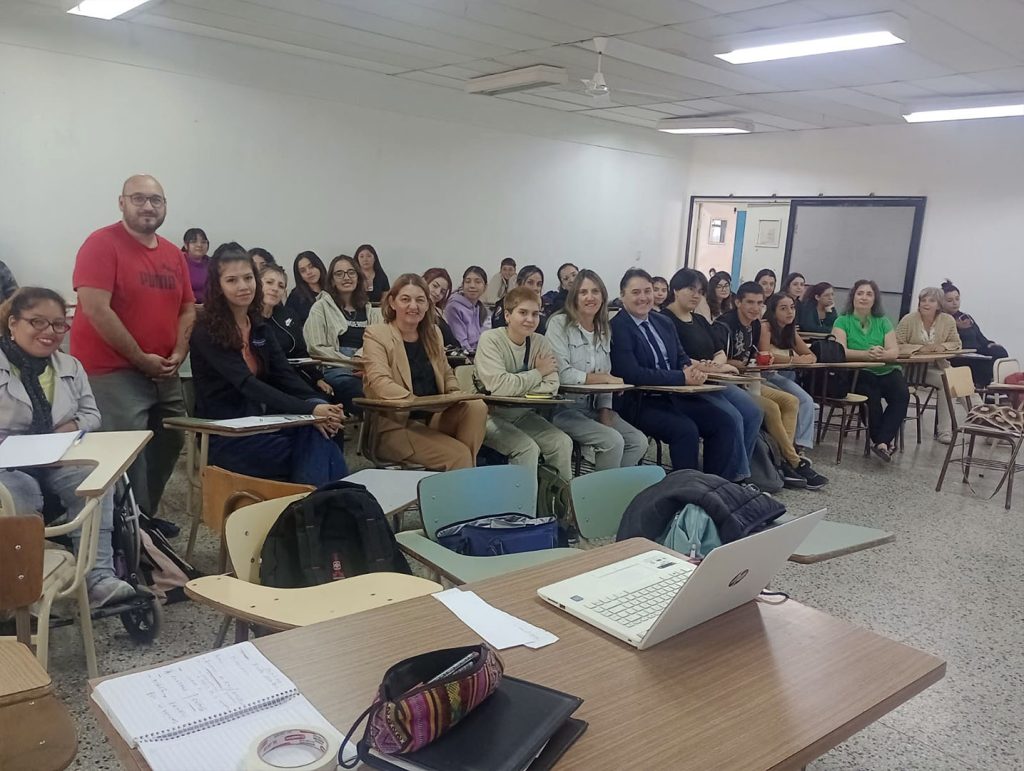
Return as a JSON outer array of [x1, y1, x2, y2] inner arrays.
[[832, 280, 910, 462]]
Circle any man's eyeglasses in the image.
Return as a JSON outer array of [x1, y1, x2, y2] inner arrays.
[[125, 193, 166, 207], [333, 269, 359, 279], [19, 317, 71, 334]]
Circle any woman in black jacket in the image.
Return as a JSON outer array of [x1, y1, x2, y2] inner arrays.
[[191, 243, 347, 485], [354, 243, 390, 303], [285, 250, 327, 325]]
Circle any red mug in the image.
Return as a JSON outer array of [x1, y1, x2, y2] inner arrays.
[[755, 352, 772, 367]]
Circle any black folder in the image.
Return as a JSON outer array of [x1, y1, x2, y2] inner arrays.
[[361, 675, 585, 771]]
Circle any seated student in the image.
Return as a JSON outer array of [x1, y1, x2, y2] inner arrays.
[[182, 227, 210, 304], [484, 257, 516, 305], [705, 271, 734, 321], [362, 275, 488, 470], [716, 283, 819, 458], [665, 270, 826, 489], [190, 243, 347, 484], [798, 282, 838, 333], [303, 254, 383, 413], [0, 287, 136, 607], [541, 263, 578, 316], [651, 276, 669, 311], [896, 287, 963, 444], [545, 270, 647, 471], [259, 264, 334, 398], [609, 269, 739, 477], [445, 266, 490, 352], [286, 250, 327, 325], [782, 272, 805, 311], [941, 278, 1009, 388], [248, 247, 275, 273], [474, 287, 573, 482], [492, 265, 548, 333], [755, 268, 777, 298], [832, 280, 910, 462], [354, 243, 390, 303], [422, 268, 459, 348]]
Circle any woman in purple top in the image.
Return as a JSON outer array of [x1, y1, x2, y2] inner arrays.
[[444, 265, 491, 352], [182, 227, 210, 304]]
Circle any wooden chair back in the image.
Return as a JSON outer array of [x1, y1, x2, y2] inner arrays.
[[201, 466, 313, 532], [0, 517, 44, 646], [570, 466, 666, 540], [223, 494, 310, 584], [418, 466, 536, 539], [943, 366, 977, 400]]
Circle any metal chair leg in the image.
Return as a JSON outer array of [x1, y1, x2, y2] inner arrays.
[[214, 615, 233, 648]]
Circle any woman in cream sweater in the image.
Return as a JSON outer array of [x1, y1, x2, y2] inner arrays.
[[895, 287, 963, 443]]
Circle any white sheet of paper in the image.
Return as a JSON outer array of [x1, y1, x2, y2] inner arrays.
[[433, 589, 557, 650], [0, 431, 81, 469], [213, 415, 315, 429]]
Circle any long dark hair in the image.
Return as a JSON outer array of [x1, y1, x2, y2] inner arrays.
[[802, 281, 833, 306], [558, 269, 611, 343], [422, 267, 453, 311], [0, 288, 67, 338], [844, 279, 885, 317], [516, 264, 544, 289], [782, 272, 804, 298], [326, 254, 368, 311], [764, 292, 797, 350], [201, 242, 262, 349], [708, 271, 734, 318], [292, 251, 327, 302], [182, 227, 208, 251], [460, 266, 488, 324], [382, 274, 443, 364], [354, 244, 385, 279]]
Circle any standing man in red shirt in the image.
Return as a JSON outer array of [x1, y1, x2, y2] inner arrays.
[[72, 175, 196, 522]]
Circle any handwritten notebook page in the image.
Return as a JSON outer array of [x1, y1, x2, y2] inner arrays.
[[91, 641, 296, 745]]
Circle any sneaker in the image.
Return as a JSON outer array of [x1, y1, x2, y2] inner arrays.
[[936, 431, 953, 445], [780, 462, 808, 489], [795, 459, 828, 490], [88, 576, 138, 608]]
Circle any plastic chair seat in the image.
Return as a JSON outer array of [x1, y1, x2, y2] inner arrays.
[[185, 573, 442, 630], [396, 530, 582, 584]]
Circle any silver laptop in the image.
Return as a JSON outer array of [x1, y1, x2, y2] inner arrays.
[[538, 510, 825, 650]]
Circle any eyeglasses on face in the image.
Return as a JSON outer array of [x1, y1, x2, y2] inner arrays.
[[333, 269, 359, 279], [125, 193, 166, 207], [19, 317, 71, 333]]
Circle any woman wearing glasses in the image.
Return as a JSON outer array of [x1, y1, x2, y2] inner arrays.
[[303, 254, 383, 412], [0, 288, 137, 607]]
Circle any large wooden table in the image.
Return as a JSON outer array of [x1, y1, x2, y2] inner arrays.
[[92, 539, 945, 771]]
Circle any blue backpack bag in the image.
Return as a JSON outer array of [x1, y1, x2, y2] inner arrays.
[[435, 515, 559, 557]]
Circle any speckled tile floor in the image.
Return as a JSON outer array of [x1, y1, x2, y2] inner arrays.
[[43, 431, 1022, 770]]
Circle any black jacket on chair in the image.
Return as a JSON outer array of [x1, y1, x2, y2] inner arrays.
[[190, 315, 323, 420], [609, 310, 694, 424], [616, 469, 786, 544]]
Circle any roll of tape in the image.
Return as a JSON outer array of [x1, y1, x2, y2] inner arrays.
[[243, 726, 340, 771]]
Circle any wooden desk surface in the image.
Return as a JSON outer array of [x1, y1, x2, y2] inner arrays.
[[638, 384, 726, 394], [746, 361, 878, 372], [312, 354, 366, 368], [354, 393, 482, 411], [482, 395, 572, 406], [162, 415, 324, 437], [898, 349, 977, 363], [90, 539, 945, 771], [987, 382, 1024, 392], [59, 430, 152, 497], [559, 383, 634, 394]]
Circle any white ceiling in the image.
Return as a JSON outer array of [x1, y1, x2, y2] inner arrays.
[[47, 0, 1024, 132]]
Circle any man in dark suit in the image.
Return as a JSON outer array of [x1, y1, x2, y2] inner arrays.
[[610, 268, 742, 476]]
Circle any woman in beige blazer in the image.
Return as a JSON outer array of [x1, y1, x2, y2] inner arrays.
[[895, 286, 963, 443], [362, 274, 487, 470]]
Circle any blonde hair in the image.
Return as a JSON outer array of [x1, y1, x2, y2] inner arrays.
[[918, 286, 944, 309]]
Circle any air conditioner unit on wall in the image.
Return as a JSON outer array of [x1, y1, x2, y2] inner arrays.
[[465, 66, 568, 96]]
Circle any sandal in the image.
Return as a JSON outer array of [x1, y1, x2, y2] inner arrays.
[[871, 443, 892, 463]]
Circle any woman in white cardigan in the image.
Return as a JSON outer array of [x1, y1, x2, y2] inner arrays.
[[895, 286, 963, 443], [0, 288, 136, 607], [303, 254, 383, 412], [545, 270, 647, 470]]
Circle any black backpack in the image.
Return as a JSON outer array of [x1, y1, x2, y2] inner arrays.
[[799, 338, 851, 399], [259, 481, 411, 589], [748, 431, 785, 493]]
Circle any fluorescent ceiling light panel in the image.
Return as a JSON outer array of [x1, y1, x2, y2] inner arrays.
[[657, 118, 753, 135], [67, 0, 150, 20], [903, 104, 1024, 123], [716, 30, 903, 64]]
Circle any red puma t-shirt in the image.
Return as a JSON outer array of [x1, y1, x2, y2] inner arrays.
[[71, 222, 195, 375]]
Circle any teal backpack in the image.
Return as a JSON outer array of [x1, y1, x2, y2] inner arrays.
[[657, 503, 722, 558]]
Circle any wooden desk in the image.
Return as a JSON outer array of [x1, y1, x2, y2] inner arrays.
[[705, 372, 760, 384], [353, 393, 481, 412], [59, 430, 154, 498], [986, 382, 1024, 392], [559, 383, 634, 394], [638, 384, 726, 394], [746, 361, 878, 372], [482, 395, 571, 407], [312, 354, 366, 369], [162, 415, 326, 558], [343, 468, 436, 521], [91, 539, 945, 771]]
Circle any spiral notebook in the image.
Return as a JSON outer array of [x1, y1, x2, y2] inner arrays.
[[91, 642, 343, 771]]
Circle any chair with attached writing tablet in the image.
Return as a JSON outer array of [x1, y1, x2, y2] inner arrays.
[[185, 494, 442, 645], [569, 465, 666, 541], [395, 465, 581, 585]]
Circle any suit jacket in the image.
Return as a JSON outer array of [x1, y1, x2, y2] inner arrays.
[[361, 323, 462, 461], [609, 310, 693, 423]]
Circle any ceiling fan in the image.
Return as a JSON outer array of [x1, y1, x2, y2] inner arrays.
[[579, 37, 676, 108]]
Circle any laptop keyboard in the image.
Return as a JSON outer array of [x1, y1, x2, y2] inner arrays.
[[583, 566, 695, 629]]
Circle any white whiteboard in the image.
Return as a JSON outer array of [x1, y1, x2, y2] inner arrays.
[[788, 204, 918, 292]]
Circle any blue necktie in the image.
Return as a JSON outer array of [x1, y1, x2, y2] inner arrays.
[[640, 321, 669, 371]]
